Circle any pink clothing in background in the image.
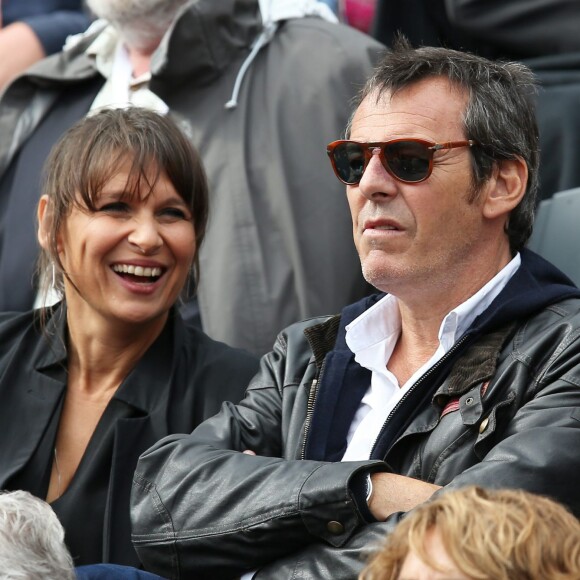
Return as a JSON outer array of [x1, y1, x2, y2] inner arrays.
[[342, 0, 377, 34]]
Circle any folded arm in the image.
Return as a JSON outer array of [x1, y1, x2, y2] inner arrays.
[[131, 333, 388, 578], [131, 323, 580, 579]]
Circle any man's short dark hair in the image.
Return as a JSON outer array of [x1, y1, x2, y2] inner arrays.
[[352, 38, 539, 254]]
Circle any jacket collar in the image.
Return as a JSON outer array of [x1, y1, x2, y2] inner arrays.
[[112, 311, 180, 414], [151, 0, 260, 89], [467, 248, 580, 335], [306, 248, 580, 365], [434, 321, 518, 400], [31, 304, 68, 371], [31, 303, 183, 416]]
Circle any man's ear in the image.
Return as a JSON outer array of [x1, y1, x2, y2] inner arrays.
[[37, 195, 59, 251], [482, 157, 528, 220]]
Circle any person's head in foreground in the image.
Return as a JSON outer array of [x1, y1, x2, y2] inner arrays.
[[327, 37, 538, 300], [36, 106, 208, 329], [0, 490, 75, 580], [359, 486, 580, 580]]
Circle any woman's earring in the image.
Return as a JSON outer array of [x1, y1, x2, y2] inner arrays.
[[51, 262, 56, 290]]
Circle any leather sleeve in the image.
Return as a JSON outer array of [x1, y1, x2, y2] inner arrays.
[[131, 326, 386, 580], [253, 326, 580, 578]]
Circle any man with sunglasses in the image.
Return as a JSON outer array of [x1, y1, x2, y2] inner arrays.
[[131, 40, 580, 579]]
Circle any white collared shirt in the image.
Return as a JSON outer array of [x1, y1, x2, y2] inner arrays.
[[341, 253, 521, 461], [86, 25, 169, 114]]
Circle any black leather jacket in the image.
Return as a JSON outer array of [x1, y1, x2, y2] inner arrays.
[[131, 251, 580, 579]]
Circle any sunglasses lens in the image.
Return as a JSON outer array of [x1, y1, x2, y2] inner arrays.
[[331, 142, 366, 184], [384, 141, 432, 182]]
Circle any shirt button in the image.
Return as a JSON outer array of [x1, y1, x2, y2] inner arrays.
[[479, 417, 490, 434], [327, 521, 345, 535]]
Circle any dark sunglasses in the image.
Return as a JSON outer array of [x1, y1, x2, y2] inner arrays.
[[326, 138, 476, 185]]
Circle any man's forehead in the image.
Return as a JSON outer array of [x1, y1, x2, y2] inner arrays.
[[362, 77, 467, 111], [351, 78, 468, 138]]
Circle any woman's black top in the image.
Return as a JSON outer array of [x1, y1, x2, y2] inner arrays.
[[1, 304, 259, 566]]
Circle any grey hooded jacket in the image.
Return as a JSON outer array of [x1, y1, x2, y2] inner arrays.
[[0, 0, 384, 354]]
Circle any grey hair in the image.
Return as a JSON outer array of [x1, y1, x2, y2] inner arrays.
[[86, 0, 190, 50], [0, 490, 75, 580], [349, 37, 539, 254]]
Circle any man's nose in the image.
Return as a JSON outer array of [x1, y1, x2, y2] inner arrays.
[[127, 217, 163, 254], [357, 150, 398, 201]]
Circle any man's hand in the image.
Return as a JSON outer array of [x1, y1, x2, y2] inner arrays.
[[369, 472, 441, 520], [0, 22, 45, 91]]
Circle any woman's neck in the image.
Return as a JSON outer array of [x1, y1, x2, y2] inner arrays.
[[65, 310, 167, 395]]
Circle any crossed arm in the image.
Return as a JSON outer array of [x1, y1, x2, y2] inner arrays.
[[131, 381, 441, 578], [131, 325, 580, 579], [242, 450, 441, 522]]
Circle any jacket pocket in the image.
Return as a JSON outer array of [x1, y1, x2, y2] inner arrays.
[[420, 387, 516, 482], [473, 391, 517, 460]]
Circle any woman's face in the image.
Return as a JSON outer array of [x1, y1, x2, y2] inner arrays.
[[57, 158, 195, 328]]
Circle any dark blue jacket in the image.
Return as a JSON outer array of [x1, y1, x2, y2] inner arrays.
[[3, 0, 91, 55]]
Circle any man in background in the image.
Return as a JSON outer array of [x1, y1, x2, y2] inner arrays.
[[0, 0, 383, 354]]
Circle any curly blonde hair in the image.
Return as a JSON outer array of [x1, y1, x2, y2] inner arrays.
[[360, 486, 580, 580]]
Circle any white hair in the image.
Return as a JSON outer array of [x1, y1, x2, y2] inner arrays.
[[86, 0, 190, 51], [0, 490, 75, 580]]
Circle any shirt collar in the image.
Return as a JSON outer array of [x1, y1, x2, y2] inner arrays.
[[86, 25, 152, 87], [346, 253, 521, 366], [86, 24, 118, 79]]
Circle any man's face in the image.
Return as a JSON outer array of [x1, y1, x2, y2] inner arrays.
[[347, 77, 491, 302]]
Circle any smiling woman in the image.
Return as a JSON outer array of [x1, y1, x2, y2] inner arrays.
[[39, 154, 197, 329], [37, 106, 208, 312], [0, 108, 259, 568]]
